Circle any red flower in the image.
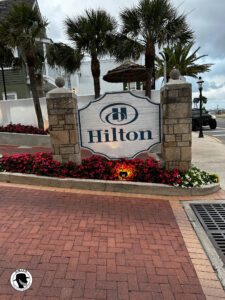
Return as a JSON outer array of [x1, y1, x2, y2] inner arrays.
[[0, 123, 48, 135], [0, 153, 184, 186]]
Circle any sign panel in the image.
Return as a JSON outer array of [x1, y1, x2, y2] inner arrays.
[[78, 91, 161, 159]]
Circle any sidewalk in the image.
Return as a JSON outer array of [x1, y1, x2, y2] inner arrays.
[[192, 132, 225, 189], [0, 182, 225, 299], [0, 183, 216, 300]]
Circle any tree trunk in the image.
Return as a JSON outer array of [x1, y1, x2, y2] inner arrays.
[[152, 64, 156, 89], [36, 73, 45, 98], [1, 64, 7, 100], [145, 41, 155, 98], [91, 54, 100, 99], [26, 53, 44, 129]]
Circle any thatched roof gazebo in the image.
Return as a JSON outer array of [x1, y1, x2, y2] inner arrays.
[[103, 61, 148, 87]]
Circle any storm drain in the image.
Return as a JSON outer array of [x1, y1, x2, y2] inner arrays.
[[191, 203, 225, 264]]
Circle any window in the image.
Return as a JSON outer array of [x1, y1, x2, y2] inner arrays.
[[123, 82, 142, 91], [2, 92, 17, 100]]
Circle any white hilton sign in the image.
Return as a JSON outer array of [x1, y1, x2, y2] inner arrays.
[[78, 91, 161, 159]]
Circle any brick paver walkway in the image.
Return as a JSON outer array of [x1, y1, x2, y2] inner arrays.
[[0, 186, 206, 299]]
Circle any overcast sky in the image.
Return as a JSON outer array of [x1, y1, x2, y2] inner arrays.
[[38, 0, 225, 107]]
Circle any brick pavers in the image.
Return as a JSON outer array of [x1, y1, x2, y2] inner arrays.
[[0, 185, 206, 299]]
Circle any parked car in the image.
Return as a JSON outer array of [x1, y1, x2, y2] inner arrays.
[[192, 108, 217, 131]]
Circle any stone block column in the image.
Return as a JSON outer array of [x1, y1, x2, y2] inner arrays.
[[161, 70, 192, 171], [46, 78, 81, 164]]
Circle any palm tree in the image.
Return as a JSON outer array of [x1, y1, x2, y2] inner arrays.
[[156, 42, 212, 82], [116, 0, 193, 97], [65, 9, 117, 99], [0, 3, 48, 129], [47, 42, 83, 77], [0, 42, 15, 100]]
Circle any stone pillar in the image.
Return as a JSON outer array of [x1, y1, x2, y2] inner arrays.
[[46, 78, 81, 164], [161, 69, 192, 171]]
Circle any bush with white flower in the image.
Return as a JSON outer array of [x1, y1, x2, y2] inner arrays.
[[179, 166, 219, 188]]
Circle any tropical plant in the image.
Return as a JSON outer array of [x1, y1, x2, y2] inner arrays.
[[47, 42, 83, 75], [156, 42, 212, 82], [0, 42, 16, 100], [113, 0, 193, 97], [65, 9, 117, 99], [0, 3, 48, 129], [0, 43, 15, 67]]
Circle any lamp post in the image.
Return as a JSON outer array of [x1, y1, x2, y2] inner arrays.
[[197, 77, 204, 138]]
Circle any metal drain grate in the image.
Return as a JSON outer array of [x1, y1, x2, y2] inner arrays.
[[191, 203, 225, 263]]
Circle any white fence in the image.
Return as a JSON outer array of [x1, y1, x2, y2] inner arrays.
[[0, 90, 160, 128], [0, 98, 48, 128]]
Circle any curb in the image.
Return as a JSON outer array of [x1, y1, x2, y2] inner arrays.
[[0, 172, 220, 196]]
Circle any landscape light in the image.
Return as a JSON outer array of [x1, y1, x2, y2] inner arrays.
[[115, 163, 135, 181], [119, 171, 128, 179]]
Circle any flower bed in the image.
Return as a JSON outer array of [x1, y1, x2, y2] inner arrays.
[[0, 123, 48, 135], [0, 152, 219, 187]]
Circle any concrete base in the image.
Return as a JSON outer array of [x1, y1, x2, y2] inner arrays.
[[0, 132, 51, 147], [0, 172, 220, 196]]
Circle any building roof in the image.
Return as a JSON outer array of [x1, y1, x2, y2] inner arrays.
[[0, 0, 36, 21]]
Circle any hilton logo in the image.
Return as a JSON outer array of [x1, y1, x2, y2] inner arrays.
[[88, 103, 152, 144], [100, 103, 138, 125]]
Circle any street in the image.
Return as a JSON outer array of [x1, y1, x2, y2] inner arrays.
[[202, 117, 225, 144]]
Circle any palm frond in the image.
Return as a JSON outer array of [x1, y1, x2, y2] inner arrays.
[[155, 42, 213, 79], [65, 9, 117, 57], [47, 43, 83, 74], [0, 42, 15, 67], [110, 34, 144, 62], [120, 7, 140, 37], [0, 3, 48, 49]]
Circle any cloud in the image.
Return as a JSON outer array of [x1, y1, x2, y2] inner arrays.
[[173, 0, 225, 59], [39, 0, 225, 58], [39, 0, 140, 42], [209, 81, 225, 90]]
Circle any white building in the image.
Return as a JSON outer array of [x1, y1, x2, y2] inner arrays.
[[70, 57, 145, 96]]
